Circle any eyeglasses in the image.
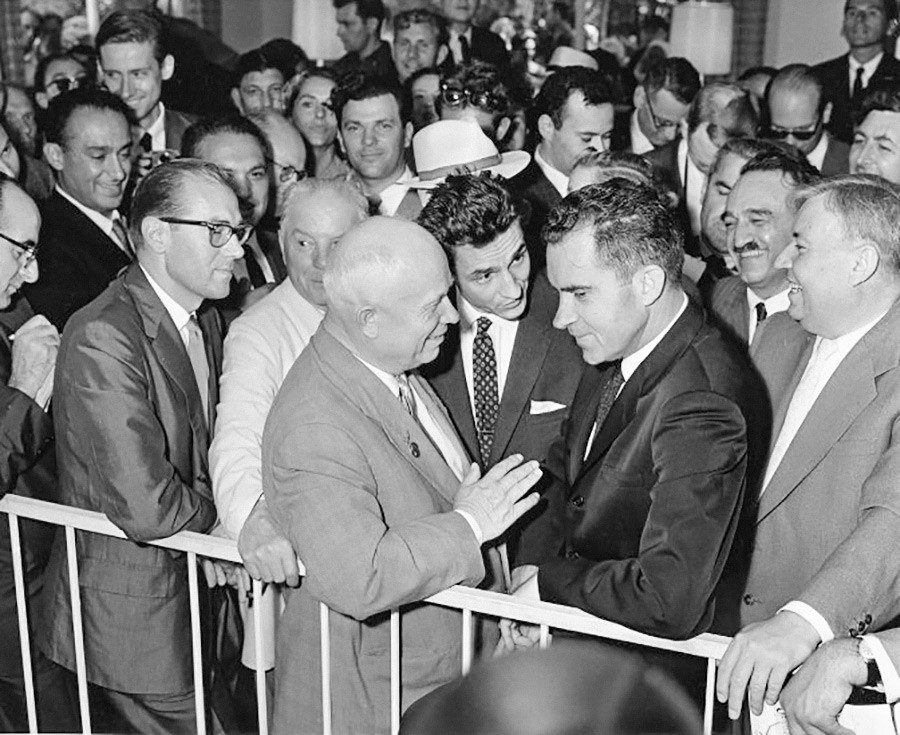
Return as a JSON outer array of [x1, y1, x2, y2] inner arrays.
[[440, 84, 499, 112], [643, 88, 680, 131], [765, 121, 821, 142], [0, 232, 38, 268], [266, 157, 308, 185], [46, 75, 87, 95], [158, 218, 252, 247]]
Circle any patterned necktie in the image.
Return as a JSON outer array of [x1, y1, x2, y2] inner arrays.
[[397, 373, 417, 418], [755, 302, 767, 324], [110, 217, 133, 258], [594, 361, 625, 435], [852, 66, 865, 99], [473, 317, 499, 467], [186, 315, 209, 426]]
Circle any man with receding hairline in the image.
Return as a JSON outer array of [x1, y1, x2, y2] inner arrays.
[[262, 215, 542, 734]]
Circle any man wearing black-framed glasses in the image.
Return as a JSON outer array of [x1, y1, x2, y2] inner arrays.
[[766, 64, 850, 177], [40, 159, 241, 734]]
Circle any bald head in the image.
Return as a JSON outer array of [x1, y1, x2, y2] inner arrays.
[[0, 179, 40, 308], [324, 216, 458, 373]]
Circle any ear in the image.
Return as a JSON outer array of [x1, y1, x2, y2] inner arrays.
[[34, 91, 48, 110], [141, 216, 169, 255], [160, 54, 175, 82], [230, 87, 244, 114], [849, 241, 880, 286], [537, 112, 555, 143], [403, 120, 414, 149], [495, 116, 511, 143], [43, 141, 64, 172], [633, 264, 666, 306], [822, 101, 833, 126], [359, 305, 378, 337]]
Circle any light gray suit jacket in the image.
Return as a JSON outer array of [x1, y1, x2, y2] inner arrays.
[[262, 324, 485, 735]]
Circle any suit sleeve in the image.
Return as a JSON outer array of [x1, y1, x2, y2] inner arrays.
[[0, 382, 53, 499], [56, 319, 217, 541], [538, 391, 748, 639], [265, 421, 485, 621]]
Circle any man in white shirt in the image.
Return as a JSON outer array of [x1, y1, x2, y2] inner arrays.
[[332, 74, 421, 219], [630, 56, 700, 155], [261, 216, 542, 734], [711, 147, 821, 348], [716, 174, 900, 724], [766, 64, 850, 177]]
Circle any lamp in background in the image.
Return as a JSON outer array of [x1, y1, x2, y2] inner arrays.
[[670, 1, 735, 78]]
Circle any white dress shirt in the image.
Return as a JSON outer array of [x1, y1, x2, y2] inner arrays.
[[448, 27, 473, 66], [458, 294, 520, 416], [534, 146, 569, 198], [805, 132, 830, 173], [144, 102, 166, 152], [763, 311, 887, 643], [677, 138, 705, 238], [140, 265, 192, 348], [849, 52, 884, 95], [746, 287, 791, 344], [210, 280, 324, 538], [377, 166, 414, 216], [630, 110, 654, 155], [55, 185, 129, 255]]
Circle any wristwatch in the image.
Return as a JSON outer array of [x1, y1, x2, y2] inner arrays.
[[857, 637, 882, 688]]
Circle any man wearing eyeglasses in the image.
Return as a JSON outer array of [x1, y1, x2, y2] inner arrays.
[[182, 114, 287, 313], [766, 64, 850, 177], [33, 52, 90, 110], [437, 61, 514, 148], [22, 87, 134, 331], [630, 57, 700, 155], [247, 108, 310, 217], [40, 159, 244, 734], [0, 179, 78, 733]]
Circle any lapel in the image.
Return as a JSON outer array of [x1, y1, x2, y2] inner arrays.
[[489, 279, 554, 464], [196, 303, 223, 432], [51, 193, 131, 275], [567, 364, 611, 484], [836, 54, 852, 107], [124, 264, 210, 454], [315, 327, 465, 507], [757, 304, 900, 521], [578, 301, 704, 479], [395, 188, 423, 220], [434, 322, 480, 462]]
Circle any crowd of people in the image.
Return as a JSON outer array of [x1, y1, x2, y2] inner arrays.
[[2, 0, 900, 733]]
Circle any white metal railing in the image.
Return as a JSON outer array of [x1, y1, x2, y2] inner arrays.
[[1, 494, 730, 735]]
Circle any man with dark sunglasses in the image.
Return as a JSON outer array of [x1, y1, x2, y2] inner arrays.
[[766, 64, 850, 177], [438, 61, 513, 148]]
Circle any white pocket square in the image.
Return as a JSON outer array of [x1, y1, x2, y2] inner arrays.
[[530, 400, 566, 415]]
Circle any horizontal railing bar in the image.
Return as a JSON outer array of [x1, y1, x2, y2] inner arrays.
[[0, 495, 730, 661]]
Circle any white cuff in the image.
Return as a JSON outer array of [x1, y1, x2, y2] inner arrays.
[[455, 509, 483, 544], [864, 634, 900, 703], [516, 569, 541, 601], [778, 601, 834, 643]]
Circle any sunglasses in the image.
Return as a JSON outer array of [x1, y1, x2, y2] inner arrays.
[[765, 122, 821, 142], [440, 84, 499, 112], [47, 75, 87, 95], [158, 218, 252, 248]]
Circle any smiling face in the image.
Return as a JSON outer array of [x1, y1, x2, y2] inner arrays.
[[393, 22, 441, 83], [340, 94, 411, 192], [453, 220, 530, 320], [100, 41, 172, 127], [851, 110, 900, 183], [723, 169, 795, 298], [548, 226, 648, 365]]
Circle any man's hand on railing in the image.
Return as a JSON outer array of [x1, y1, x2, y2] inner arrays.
[[201, 558, 250, 590], [496, 565, 543, 655], [716, 610, 821, 720], [238, 497, 301, 587], [454, 455, 542, 543], [779, 637, 863, 735]]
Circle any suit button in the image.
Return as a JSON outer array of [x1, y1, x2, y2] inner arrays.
[[571, 496, 584, 508], [742, 594, 756, 605]]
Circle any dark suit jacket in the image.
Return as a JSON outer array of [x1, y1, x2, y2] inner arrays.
[[709, 275, 751, 346], [507, 159, 562, 274], [470, 26, 510, 67], [529, 299, 761, 639], [333, 42, 399, 86], [423, 275, 584, 471], [22, 192, 131, 331], [163, 107, 198, 152], [39, 264, 221, 694], [644, 139, 698, 255], [818, 135, 850, 177], [815, 52, 900, 143]]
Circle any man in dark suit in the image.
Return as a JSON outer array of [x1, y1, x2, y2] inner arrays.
[[815, 0, 900, 144], [717, 174, 900, 725], [851, 86, 900, 183], [332, 0, 398, 85], [765, 64, 851, 176], [440, 0, 509, 67], [507, 67, 614, 273], [38, 160, 243, 734], [503, 180, 760, 645], [418, 174, 584, 564], [629, 57, 700, 155], [22, 87, 134, 331], [0, 180, 76, 733]]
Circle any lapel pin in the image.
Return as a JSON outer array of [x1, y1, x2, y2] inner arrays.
[[410, 441, 420, 458]]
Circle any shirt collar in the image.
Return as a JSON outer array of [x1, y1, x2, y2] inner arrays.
[[805, 132, 830, 171], [458, 292, 518, 332], [534, 145, 569, 197], [140, 264, 192, 335], [746, 286, 791, 315], [355, 355, 401, 398], [55, 184, 119, 237], [145, 101, 166, 150], [376, 166, 414, 215], [630, 110, 654, 155], [450, 27, 473, 43], [849, 52, 883, 77], [620, 293, 688, 382], [818, 308, 888, 355]]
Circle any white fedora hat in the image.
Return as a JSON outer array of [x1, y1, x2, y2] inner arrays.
[[408, 119, 530, 190], [547, 46, 599, 71]]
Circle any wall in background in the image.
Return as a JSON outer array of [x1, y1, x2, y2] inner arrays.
[[221, 0, 293, 53], [764, 0, 846, 66]]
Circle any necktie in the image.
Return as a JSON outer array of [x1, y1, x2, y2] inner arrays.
[[594, 361, 625, 434], [186, 315, 210, 426], [110, 217, 133, 258], [755, 302, 767, 324], [242, 242, 267, 289], [459, 33, 471, 64], [473, 317, 499, 467], [139, 131, 153, 152], [761, 338, 840, 494], [397, 373, 417, 418], [853, 66, 865, 99]]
